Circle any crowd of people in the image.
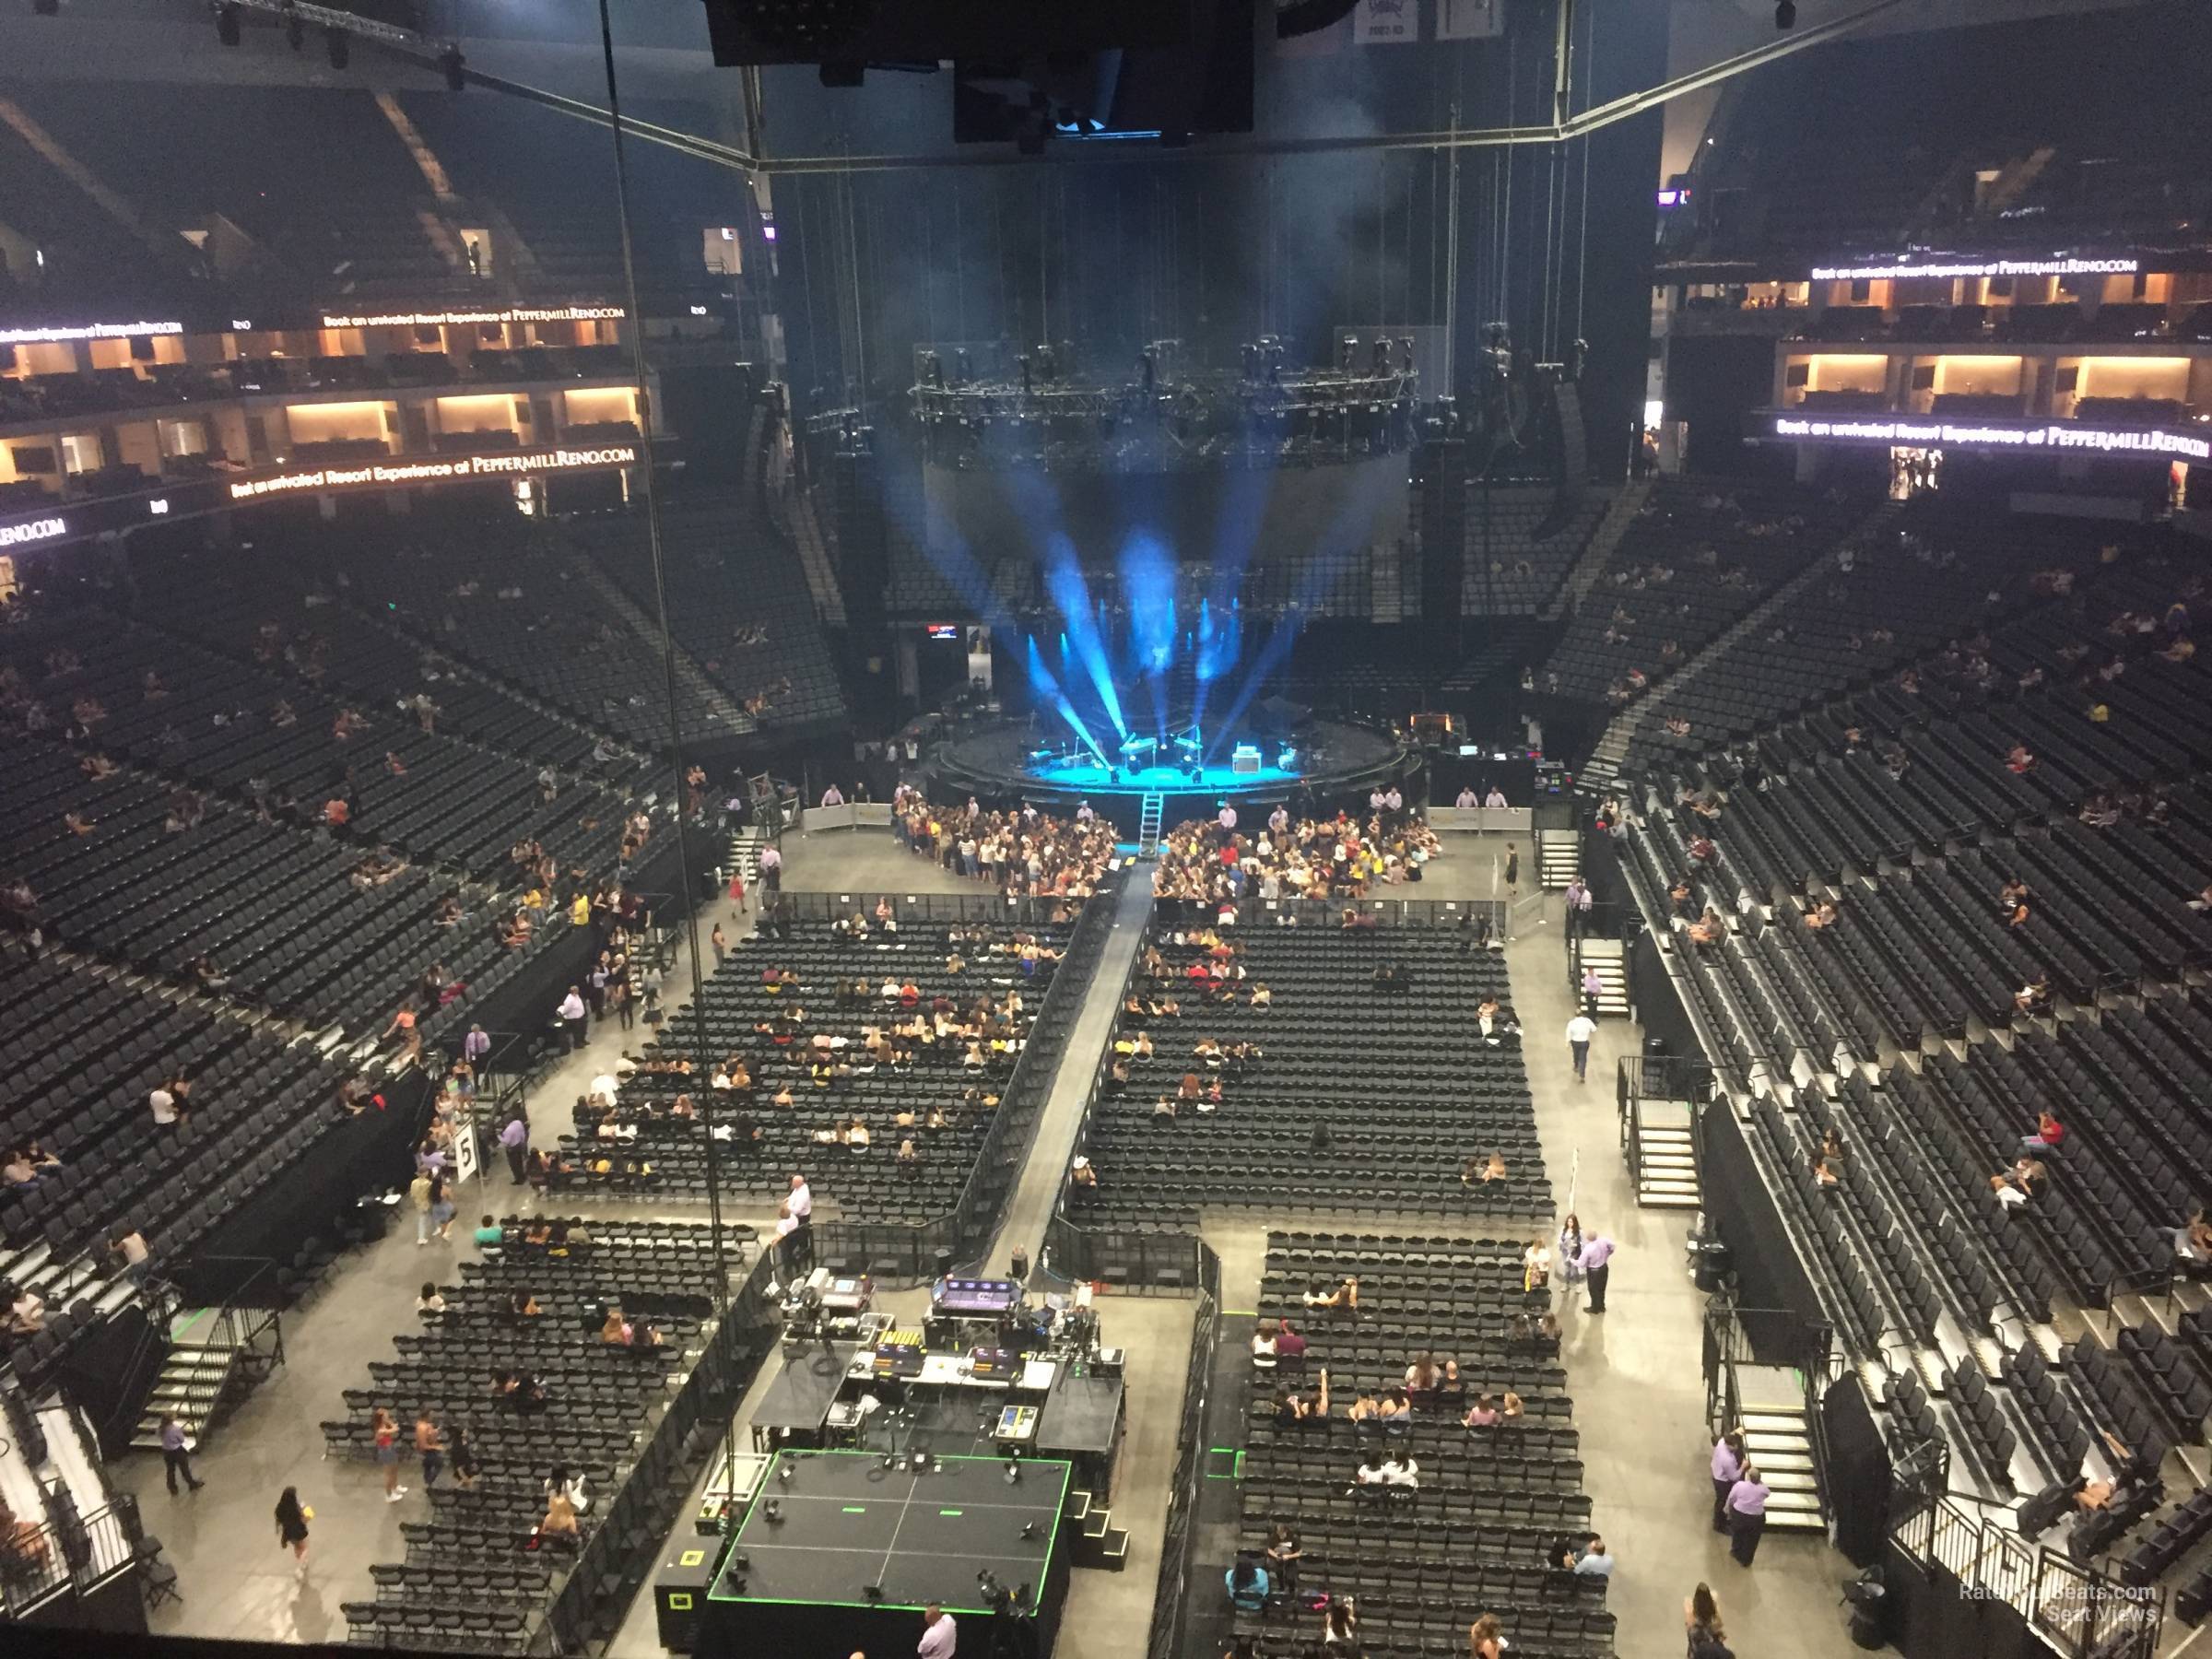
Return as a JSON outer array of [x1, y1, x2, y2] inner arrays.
[[888, 784, 1115, 900], [1152, 799, 1443, 904]]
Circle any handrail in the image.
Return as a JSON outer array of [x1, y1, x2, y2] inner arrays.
[[0, 1498, 138, 1619]]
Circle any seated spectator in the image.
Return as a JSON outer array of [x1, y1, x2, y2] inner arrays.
[[1224, 1553, 1271, 1612], [1275, 1317, 1308, 1361], [539, 1488, 581, 1541], [5, 1281, 44, 1336], [417, 1282, 447, 1316], [1251, 1322, 1280, 1370], [2023, 1111, 2066, 1154], [1304, 1276, 1359, 1312], [1464, 1394, 1500, 1429], [1991, 1157, 2047, 1207]]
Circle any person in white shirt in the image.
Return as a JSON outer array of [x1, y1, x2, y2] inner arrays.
[[1251, 1325, 1279, 1370], [1573, 1536, 1614, 1577], [588, 1072, 620, 1106], [1384, 787, 1402, 815], [1218, 804, 1237, 834], [787, 1173, 812, 1223], [149, 1086, 179, 1127], [558, 987, 588, 1051], [1378, 1452, 1419, 1488], [918, 1604, 957, 1659], [1455, 787, 1477, 808], [1565, 1012, 1597, 1083], [1484, 786, 1507, 808], [819, 784, 844, 807]]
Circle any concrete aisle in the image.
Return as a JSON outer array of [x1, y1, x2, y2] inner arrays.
[[1504, 890, 1869, 1659]]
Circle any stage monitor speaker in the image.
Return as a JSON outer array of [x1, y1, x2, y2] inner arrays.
[[1538, 378, 1589, 535]]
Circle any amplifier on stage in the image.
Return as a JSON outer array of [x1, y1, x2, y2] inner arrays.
[[934, 1277, 1021, 1317], [1231, 744, 1262, 775]]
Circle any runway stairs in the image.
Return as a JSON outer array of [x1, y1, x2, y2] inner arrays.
[[1536, 829, 1581, 889], [130, 1303, 280, 1453], [1628, 1098, 1700, 1209], [1066, 1487, 1130, 1571], [1137, 793, 1165, 856], [1578, 936, 1630, 1018], [727, 825, 771, 889], [1735, 1363, 1828, 1533]]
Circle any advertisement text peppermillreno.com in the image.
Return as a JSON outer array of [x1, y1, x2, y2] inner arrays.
[[227, 446, 640, 500]]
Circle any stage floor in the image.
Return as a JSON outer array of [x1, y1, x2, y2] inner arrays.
[[925, 716, 1409, 816], [712, 1450, 1069, 1614]]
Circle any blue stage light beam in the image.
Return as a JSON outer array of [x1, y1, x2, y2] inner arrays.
[[1117, 531, 1177, 738], [1041, 534, 1127, 738], [1025, 635, 1108, 765]]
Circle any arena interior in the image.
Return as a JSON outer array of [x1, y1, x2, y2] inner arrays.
[[3, 3, 2212, 1659]]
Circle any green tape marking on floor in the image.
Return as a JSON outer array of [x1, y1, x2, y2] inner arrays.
[[841, 1505, 867, 1513], [939, 1509, 964, 1517]]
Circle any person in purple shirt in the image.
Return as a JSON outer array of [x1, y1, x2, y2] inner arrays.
[[1710, 1430, 1746, 1534], [1725, 1462, 1771, 1565], [1576, 1233, 1616, 1312], [499, 1114, 529, 1184]]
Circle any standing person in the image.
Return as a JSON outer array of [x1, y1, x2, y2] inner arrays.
[[429, 1171, 456, 1241], [1686, 1583, 1727, 1655], [275, 1486, 311, 1572], [1503, 844, 1520, 897], [918, 1602, 957, 1659], [758, 841, 782, 899], [1565, 1010, 1596, 1084], [1577, 1231, 1616, 1312], [463, 1023, 492, 1077], [371, 1407, 408, 1502], [415, 1409, 444, 1488], [557, 985, 587, 1052], [448, 1422, 479, 1489], [159, 1414, 204, 1494], [785, 1171, 813, 1271], [1710, 1430, 1746, 1533], [1580, 963, 1604, 1016], [728, 865, 748, 913], [710, 922, 729, 970], [500, 1114, 529, 1184], [1724, 1462, 1771, 1565], [1563, 877, 1590, 935], [408, 1167, 434, 1246]]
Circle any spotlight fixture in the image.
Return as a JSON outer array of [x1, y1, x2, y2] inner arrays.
[[1773, 0, 1795, 25], [214, 1, 240, 45], [440, 44, 466, 90], [325, 25, 348, 67]]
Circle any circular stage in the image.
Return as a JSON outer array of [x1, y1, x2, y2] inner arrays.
[[922, 715, 1416, 836]]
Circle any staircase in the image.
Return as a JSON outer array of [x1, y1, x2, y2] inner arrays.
[[1734, 1363, 1828, 1533], [562, 547, 757, 734], [727, 824, 771, 890], [1137, 793, 1165, 856], [1579, 498, 1902, 793], [1577, 936, 1630, 1017], [1066, 1487, 1130, 1571], [1628, 1097, 1700, 1208], [131, 1303, 281, 1453], [1547, 479, 1649, 620], [1535, 829, 1580, 889]]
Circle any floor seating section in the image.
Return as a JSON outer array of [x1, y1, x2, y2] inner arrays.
[[1543, 477, 1863, 706], [549, 913, 1069, 1226], [1232, 1231, 1609, 1659], [1462, 487, 1610, 617], [1072, 921, 1547, 1231], [566, 501, 848, 734], [327, 1219, 732, 1654]]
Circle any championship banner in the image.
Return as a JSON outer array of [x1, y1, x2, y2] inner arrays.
[[1353, 0, 1418, 43]]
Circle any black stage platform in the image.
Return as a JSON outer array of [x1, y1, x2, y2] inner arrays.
[[701, 1450, 1072, 1658], [923, 714, 1415, 837]]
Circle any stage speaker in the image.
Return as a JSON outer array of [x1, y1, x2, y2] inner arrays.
[[934, 1247, 956, 1280], [1417, 437, 1469, 622]]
